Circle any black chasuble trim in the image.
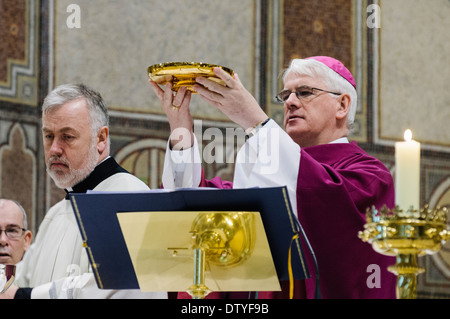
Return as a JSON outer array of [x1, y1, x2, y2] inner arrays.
[[64, 157, 129, 200]]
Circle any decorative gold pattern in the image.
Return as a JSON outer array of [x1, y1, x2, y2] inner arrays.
[[359, 205, 450, 298], [148, 62, 234, 93]]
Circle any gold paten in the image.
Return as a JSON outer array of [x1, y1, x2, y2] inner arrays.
[[117, 211, 280, 299], [147, 62, 234, 93], [359, 205, 450, 299]]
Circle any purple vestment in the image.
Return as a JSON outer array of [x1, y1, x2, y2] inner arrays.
[[293, 141, 396, 298], [179, 141, 396, 299]]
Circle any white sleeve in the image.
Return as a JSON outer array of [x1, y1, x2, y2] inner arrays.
[[30, 272, 167, 299], [233, 120, 301, 212], [162, 136, 202, 189]]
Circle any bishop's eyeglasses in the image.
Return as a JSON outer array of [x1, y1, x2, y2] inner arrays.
[[0, 226, 26, 240], [275, 85, 341, 104]]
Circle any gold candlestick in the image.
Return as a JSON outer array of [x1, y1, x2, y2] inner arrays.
[[359, 205, 449, 299]]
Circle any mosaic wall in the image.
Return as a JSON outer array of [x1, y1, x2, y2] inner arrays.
[[265, 0, 368, 142], [53, 0, 255, 120], [0, 0, 39, 105], [0, 0, 449, 298], [0, 0, 42, 231]]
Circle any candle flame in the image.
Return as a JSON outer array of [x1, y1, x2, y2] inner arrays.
[[404, 129, 412, 142]]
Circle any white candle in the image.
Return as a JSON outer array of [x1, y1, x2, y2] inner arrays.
[[395, 129, 420, 210]]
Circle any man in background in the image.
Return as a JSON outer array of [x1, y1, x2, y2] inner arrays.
[[1, 84, 166, 299], [0, 199, 32, 265]]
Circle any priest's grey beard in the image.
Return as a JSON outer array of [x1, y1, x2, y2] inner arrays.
[[46, 140, 99, 189]]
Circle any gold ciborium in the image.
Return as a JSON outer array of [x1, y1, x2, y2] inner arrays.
[[359, 205, 450, 299]]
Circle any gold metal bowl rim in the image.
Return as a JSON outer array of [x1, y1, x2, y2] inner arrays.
[[147, 62, 234, 78]]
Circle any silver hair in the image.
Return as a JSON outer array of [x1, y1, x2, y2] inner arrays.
[[0, 199, 28, 230], [42, 84, 110, 142], [283, 59, 358, 131]]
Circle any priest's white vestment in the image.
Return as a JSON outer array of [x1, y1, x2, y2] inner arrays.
[[16, 166, 167, 299]]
